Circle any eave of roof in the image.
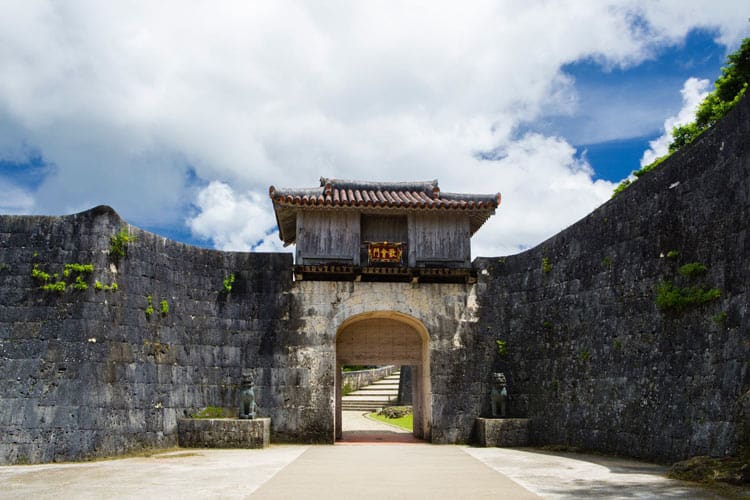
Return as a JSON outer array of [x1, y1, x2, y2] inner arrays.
[[269, 177, 501, 244]]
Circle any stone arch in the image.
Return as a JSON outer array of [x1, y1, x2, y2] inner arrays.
[[335, 311, 431, 441]]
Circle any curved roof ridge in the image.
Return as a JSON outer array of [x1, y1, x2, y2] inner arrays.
[[319, 177, 438, 193]]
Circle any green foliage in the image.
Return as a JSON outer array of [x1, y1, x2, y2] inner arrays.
[[712, 311, 728, 327], [222, 273, 236, 293], [613, 339, 622, 351], [678, 262, 708, 278], [160, 299, 169, 315], [542, 321, 553, 330], [64, 263, 94, 274], [611, 179, 631, 198], [378, 406, 412, 419], [601, 256, 612, 268], [95, 280, 118, 291], [634, 154, 669, 178], [655, 282, 721, 312], [495, 339, 508, 355], [341, 365, 373, 372], [31, 264, 50, 282], [612, 36, 750, 196], [342, 383, 354, 397], [110, 229, 135, 259], [666, 250, 680, 260], [669, 122, 704, 152], [541, 257, 552, 274], [579, 349, 590, 362], [191, 406, 227, 419], [41, 281, 66, 292], [0, 263, 9, 272], [145, 295, 154, 319], [369, 409, 413, 431], [72, 275, 88, 291]]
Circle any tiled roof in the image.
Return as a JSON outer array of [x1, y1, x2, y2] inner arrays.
[[269, 178, 501, 210], [269, 178, 501, 245]]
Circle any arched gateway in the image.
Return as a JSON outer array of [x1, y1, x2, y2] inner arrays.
[[335, 312, 431, 440], [270, 177, 501, 443]]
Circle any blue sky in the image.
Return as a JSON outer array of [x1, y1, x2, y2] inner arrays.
[[0, 3, 747, 256]]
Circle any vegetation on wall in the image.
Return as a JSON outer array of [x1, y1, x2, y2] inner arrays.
[[541, 257, 552, 274], [110, 229, 135, 259], [655, 260, 721, 313], [222, 273, 235, 294], [145, 295, 154, 319], [32, 262, 96, 293], [191, 406, 227, 419], [495, 339, 508, 356], [613, 36, 750, 196], [655, 282, 721, 312]]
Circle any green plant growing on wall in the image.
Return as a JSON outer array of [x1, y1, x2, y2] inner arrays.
[[31, 264, 50, 282], [613, 339, 622, 351], [110, 229, 135, 259], [666, 250, 680, 260], [678, 262, 708, 278], [41, 281, 66, 292], [72, 275, 88, 291], [495, 339, 508, 356], [542, 321, 553, 330], [655, 282, 721, 312], [601, 256, 612, 269], [342, 383, 354, 396], [542, 257, 552, 274], [160, 299, 169, 315], [222, 273, 236, 294], [711, 311, 728, 327], [579, 349, 590, 362], [64, 263, 94, 274], [95, 280, 119, 291], [145, 295, 154, 319], [612, 37, 750, 197], [191, 406, 226, 419]]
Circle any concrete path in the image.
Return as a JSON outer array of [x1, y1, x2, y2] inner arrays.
[[0, 413, 721, 499], [252, 444, 540, 499], [465, 447, 721, 499], [0, 445, 722, 499]]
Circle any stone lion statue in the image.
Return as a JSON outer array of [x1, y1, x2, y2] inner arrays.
[[239, 374, 256, 420], [490, 372, 508, 418]]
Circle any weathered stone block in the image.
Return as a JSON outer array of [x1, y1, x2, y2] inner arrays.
[[475, 418, 530, 447], [177, 418, 270, 449]]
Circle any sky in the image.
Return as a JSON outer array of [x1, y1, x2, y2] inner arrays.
[[0, 2, 748, 257]]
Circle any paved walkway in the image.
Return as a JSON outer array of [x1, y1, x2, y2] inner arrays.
[[0, 414, 722, 499]]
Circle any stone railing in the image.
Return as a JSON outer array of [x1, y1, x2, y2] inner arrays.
[[342, 365, 397, 392]]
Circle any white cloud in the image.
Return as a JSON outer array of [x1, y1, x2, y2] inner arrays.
[[187, 181, 282, 252], [0, 1, 747, 254], [640, 77, 710, 166]]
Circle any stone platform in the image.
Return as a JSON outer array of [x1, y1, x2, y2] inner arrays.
[[177, 418, 271, 449], [475, 418, 529, 447]]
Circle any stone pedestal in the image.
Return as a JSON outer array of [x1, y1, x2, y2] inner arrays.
[[177, 418, 270, 449], [475, 418, 529, 447]]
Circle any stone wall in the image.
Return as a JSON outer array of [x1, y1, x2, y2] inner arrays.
[[0, 95, 747, 465], [0, 206, 329, 464], [341, 365, 396, 393], [474, 95, 750, 462]]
